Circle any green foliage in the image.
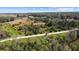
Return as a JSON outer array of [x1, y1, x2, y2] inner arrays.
[[0, 33, 75, 51], [0, 13, 79, 50], [1, 23, 24, 37], [1, 13, 79, 38], [70, 40, 79, 51]]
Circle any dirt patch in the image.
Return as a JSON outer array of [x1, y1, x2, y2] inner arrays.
[[8, 17, 33, 26]]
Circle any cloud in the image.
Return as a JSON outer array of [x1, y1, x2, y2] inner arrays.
[[55, 7, 79, 12]]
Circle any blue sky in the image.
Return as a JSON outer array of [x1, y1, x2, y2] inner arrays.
[[0, 7, 79, 13]]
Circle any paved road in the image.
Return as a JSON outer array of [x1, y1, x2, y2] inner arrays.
[[0, 29, 77, 42]]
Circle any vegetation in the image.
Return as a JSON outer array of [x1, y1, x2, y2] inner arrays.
[[0, 13, 79, 51], [0, 13, 79, 38], [0, 33, 66, 51], [1, 23, 24, 37], [0, 33, 78, 51]]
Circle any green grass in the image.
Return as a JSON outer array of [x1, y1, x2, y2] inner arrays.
[[1, 23, 24, 37]]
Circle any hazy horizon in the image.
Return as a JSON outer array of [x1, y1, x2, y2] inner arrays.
[[0, 7, 78, 13]]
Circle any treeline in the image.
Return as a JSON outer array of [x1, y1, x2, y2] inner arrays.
[[28, 12, 79, 20], [1, 12, 79, 23], [0, 17, 14, 23]]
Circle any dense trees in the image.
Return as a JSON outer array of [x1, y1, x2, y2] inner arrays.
[[0, 13, 79, 50], [0, 33, 65, 51], [0, 17, 15, 23], [0, 12, 79, 39], [0, 33, 78, 51]]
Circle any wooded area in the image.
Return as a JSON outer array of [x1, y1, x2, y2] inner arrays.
[[0, 12, 79, 51]]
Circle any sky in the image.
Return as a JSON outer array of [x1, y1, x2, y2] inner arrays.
[[0, 7, 79, 13]]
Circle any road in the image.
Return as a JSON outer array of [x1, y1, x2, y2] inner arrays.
[[0, 29, 78, 42]]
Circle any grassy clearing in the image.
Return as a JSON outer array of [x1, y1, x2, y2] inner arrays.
[[1, 23, 24, 37]]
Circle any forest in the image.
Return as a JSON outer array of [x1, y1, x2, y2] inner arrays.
[[0, 12, 79, 38], [0, 32, 78, 51], [0, 12, 79, 51]]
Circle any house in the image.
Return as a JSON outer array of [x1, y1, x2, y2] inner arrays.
[[66, 18, 74, 21]]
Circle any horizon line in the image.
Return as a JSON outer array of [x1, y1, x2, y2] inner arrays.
[[0, 7, 78, 13]]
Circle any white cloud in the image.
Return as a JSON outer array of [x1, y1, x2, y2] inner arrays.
[[56, 8, 75, 12]]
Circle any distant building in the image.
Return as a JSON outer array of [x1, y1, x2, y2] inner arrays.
[[66, 18, 74, 21], [28, 16, 34, 18]]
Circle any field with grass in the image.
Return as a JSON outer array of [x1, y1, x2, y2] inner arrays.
[[1, 23, 25, 37]]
